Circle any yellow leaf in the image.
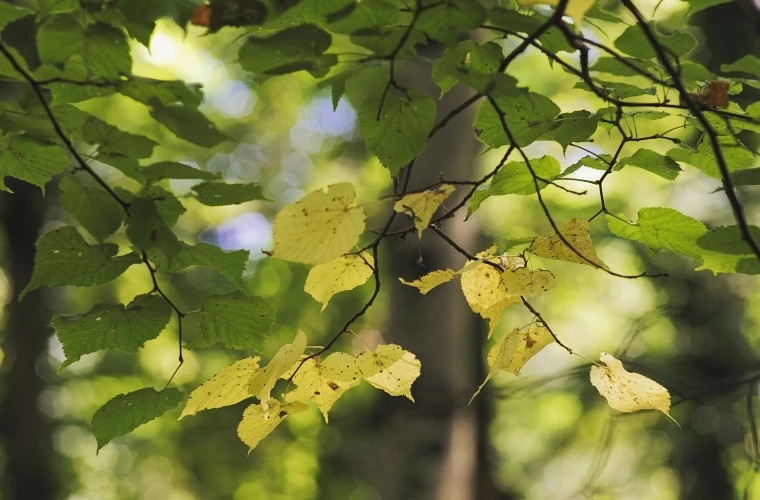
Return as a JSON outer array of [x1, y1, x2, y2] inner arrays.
[[399, 268, 458, 295], [248, 330, 307, 401], [460, 251, 522, 337], [528, 218, 608, 269], [304, 252, 374, 311], [517, 0, 596, 30], [237, 399, 308, 453], [179, 356, 261, 419], [393, 184, 456, 236], [271, 183, 366, 265], [501, 267, 556, 296], [357, 344, 421, 401], [471, 323, 554, 402], [590, 352, 672, 417], [284, 352, 362, 422]]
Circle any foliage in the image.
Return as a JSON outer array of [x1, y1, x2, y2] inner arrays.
[[3, 0, 760, 461]]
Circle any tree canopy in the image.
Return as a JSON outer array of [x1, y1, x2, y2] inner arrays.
[[3, 0, 760, 486]]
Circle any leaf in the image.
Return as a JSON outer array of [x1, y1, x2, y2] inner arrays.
[[471, 323, 554, 401], [393, 184, 455, 237], [58, 176, 124, 241], [432, 40, 502, 95], [606, 208, 706, 259], [22, 226, 140, 298], [80, 116, 157, 159], [141, 161, 219, 183], [501, 268, 556, 296], [239, 24, 336, 77], [469, 156, 561, 215], [237, 399, 308, 453], [721, 54, 760, 78], [416, 0, 486, 43], [668, 138, 755, 179], [161, 242, 249, 290], [528, 218, 608, 269], [304, 253, 374, 311], [474, 78, 560, 148], [149, 100, 228, 147], [92, 388, 183, 451], [590, 352, 672, 418], [191, 182, 266, 206], [37, 15, 132, 79], [52, 294, 173, 367], [0, 4, 32, 31], [126, 197, 181, 256], [356, 344, 421, 401], [617, 149, 682, 180], [248, 330, 308, 401], [399, 269, 459, 295], [346, 68, 436, 175], [192, 293, 276, 350], [614, 24, 696, 60], [0, 135, 69, 191], [688, 0, 734, 13], [180, 357, 262, 419], [517, 0, 596, 30], [696, 225, 760, 274], [460, 252, 523, 336], [271, 183, 366, 265], [540, 111, 600, 150], [284, 352, 362, 421]]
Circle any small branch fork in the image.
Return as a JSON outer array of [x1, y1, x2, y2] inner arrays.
[[0, 42, 186, 383]]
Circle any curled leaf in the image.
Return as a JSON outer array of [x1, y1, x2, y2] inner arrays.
[[590, 352, 674, 421]]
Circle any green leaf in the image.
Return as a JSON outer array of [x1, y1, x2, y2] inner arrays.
[[37, 15, 132, 78], [617, 149, 682, 180], [606, 208, 706, 259], [592, 56, 654, 77], [126, 197, 181, 255], [688, 0, 734, 12], [696, 225, 760, 274], [721, 55, 760, 78], [191, 293, 276, 350], [0, 135, 69, 191], [160, 242, 249, 290], [192, 182, 266, 206], [469, 156, 561, 215], [0, 4, 33, 30], [239, 24, 336, 77], [120, 79, 203, 109], [540, 111, 599, 150], [732, 168, 760, 186], [668, 138, 755, 178], [474, 78, 560, 147], [141, 162, 219, 183], [114, 0, 200, 46], [432, 40, 503, 95], [91, 388, 183, 451], [416, 0, 486, 44], [346, 68, 436, 175], [614, 24, 696, 60], [22, 226, 140, 298], [59, 176, 124, 241], [489, 8, 574, 54], [52, 294, 173, 367], [80, 115, 157, 159], [148, 100, 228, 147]]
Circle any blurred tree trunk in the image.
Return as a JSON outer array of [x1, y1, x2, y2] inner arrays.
[[368, 60, 509, 499], [0, 15, 59, 500]]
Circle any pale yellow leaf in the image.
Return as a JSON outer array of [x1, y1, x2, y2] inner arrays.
[[394, 184, 456, 236], [460, 251, 522, 337], [518, 0, 596, 30], [590, 352, 672, 418], [528, 218, 608, 269], [305, 252, 374, 311], [357, 344, 421, 401], [501, 267, 556, 296], [284, 352, 362, 422], [248, 330, 307, 401], [471, 323, 554, 402], [179, 356, 261, 419], [237, 399, 308, 453], [271, 183, 366, 265], [399, 268, 458, 295]]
